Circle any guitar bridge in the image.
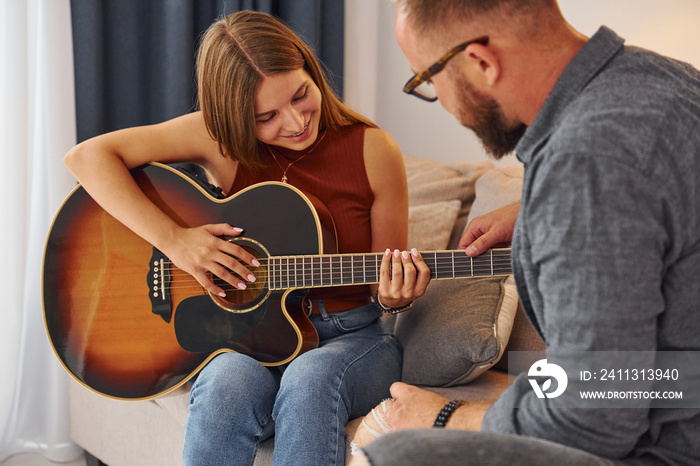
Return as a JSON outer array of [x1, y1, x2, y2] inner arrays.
[[148, 248, 172, 323]]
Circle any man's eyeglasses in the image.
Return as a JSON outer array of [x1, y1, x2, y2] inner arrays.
[[403, 36, 489, 102]]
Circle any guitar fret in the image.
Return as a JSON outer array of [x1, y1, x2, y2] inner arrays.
[[319, 256, 325, 286], [295, 257, 300, 288], [350, 255, 355, 285], [287, 257, 291, 288], [376, 254, 380, 283], [300, 256, 305, 287], [330, 256, 335, 286], [298, 256, 302, 288], [293, 257, 298, 288], [354, 255, 363, 285], [277, 257, 282, 289], [276, 257, 280, 289], [363, 255, 366, 284]]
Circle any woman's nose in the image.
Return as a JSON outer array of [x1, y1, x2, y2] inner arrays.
[[282, 107, 305, 134]]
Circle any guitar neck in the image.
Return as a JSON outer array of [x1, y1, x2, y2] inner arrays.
[[266, 248, 512, 290]]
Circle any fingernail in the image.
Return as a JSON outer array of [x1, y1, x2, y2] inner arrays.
[[238, 282, 247, 290], [401, 250, 409, 259], [385, 248, 391, 256], [252, 259, 260, 267], [466, 245, 477, 256], [411, 248, 418, 257], [233, 227, 244, 232], [394, 249, 400, 258], [219, 291, 227, 297], [247, 274, 256, 282]]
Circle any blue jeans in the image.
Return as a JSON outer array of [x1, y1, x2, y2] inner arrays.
[[183, 302, 402, 466]]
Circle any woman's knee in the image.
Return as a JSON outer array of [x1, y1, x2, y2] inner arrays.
[[191, 352, 278, 406]]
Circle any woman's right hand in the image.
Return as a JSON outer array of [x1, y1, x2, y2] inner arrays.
[[163, 223, 260, 298]]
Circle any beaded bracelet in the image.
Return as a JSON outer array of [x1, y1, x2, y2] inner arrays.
[[432, 399, 466, 428], [373, 291, 414, 314]]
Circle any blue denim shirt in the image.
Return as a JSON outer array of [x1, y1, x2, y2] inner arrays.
[[482, 27, 700, 463]]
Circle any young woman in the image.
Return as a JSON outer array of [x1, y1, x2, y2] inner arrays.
[[64, 10, 429, 466]]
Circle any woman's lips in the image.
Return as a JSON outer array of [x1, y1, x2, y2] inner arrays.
[[285, 122, 311, 142]]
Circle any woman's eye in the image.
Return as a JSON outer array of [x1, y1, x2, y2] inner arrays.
[[293, 88, 309, 102], [257, 114, 275, 125]]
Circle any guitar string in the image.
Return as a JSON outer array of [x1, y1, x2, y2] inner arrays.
[[156, 271, 515, 292], [156, 257, 513, 269], [157, 261, 514, 276], [155, 255, 513, 267], [151, 259, 514, 293], [156, 261, 514, 282], [157, 263, 515, 278], [156, 257, 513, 277], [153, 252, 513, 278], [157, 266, 513, 287], [155, 254, 513, 268]]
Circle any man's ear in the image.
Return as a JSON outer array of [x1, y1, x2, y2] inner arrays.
[[465, 43, 500, 87]]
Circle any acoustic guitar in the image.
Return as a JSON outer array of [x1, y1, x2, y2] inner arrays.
[[42, 163, 512, 400]]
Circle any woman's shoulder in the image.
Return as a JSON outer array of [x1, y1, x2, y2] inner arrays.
[[363, 127, 401, 161], [363, 126, 397, 147], [331, 123, 397, 150], [360, 126, 404, 185]]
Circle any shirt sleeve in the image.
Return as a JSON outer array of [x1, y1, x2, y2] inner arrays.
[[481, 150, 669, 458]]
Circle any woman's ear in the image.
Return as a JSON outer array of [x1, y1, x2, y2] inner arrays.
[[465, 43, 501, 87]]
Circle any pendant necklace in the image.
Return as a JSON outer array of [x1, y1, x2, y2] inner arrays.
[[267, 130, 326, 183]]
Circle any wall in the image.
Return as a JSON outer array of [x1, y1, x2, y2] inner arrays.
[[345, 0, 700, 164]]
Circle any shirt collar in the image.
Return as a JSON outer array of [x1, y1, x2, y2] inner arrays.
[[515, 26, 625, 164]]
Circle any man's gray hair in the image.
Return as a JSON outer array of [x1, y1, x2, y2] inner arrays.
[[397, 0, 559, 39]]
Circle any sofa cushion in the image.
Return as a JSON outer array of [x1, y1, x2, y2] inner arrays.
[[464, 164, 524, 225], [460, 164, 546, 373], [404, 155, 493, 249], [408, 200, 461, 251], [394, 275, 518, 387]]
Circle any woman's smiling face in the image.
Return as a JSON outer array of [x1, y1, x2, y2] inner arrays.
[[254, 68, 323, 151]]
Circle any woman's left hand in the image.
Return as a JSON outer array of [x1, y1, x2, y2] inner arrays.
[[377, 248, 431, 309]]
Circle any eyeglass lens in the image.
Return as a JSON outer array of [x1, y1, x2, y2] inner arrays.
[[414, 80, 436, 100]]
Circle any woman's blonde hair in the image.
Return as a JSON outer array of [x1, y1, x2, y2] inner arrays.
[[196, 10, 375, 170]]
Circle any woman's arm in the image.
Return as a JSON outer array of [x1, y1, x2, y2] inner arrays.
[[64, 112, 259, 296], [363, 128, 431, 308]]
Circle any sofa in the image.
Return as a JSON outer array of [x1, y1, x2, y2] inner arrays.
[[70, 155, 545, 466]]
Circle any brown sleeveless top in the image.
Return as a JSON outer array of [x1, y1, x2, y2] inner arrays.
[[231, 124, 373, 305]]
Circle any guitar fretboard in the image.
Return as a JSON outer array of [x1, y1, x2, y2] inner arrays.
[[266, 248, 511, 290]]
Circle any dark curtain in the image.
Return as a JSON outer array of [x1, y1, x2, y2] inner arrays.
[[70, 0, 345, 143]]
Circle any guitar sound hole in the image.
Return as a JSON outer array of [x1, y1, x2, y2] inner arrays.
[[208, 239, 270, 313]]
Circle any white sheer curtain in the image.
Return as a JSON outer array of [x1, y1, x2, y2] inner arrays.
[[0, 0, 82, 462]]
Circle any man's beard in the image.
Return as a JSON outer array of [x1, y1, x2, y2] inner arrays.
[[455, 75, 526, 159]]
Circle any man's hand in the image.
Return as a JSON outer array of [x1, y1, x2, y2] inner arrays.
[[388, 382, 449, 430], [460, 201, 520, 256], [389, 382, 489, 431]]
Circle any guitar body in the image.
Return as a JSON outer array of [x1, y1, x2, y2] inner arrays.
[[43, 163, 335, 400]]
